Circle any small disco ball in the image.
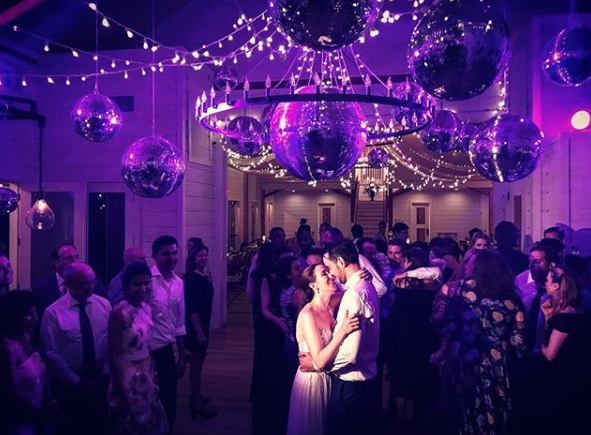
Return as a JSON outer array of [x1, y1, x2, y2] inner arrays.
[[408, 0, 510, 100], [391, 80, 435, 128], [121, 136, 185, 198], [213, 64, 239, 91], [469, 114, 543, 183], [367, 148, 388, 169], [71, 92, 122, 142], [454, 123, 479, 152], [269, 0, 381, 51], [260, 104, 277, 136], [420, 110, 460, 152], [0, 187, 19, 214], [270, 86, 368, 181], [227, 116, 264, 157], [542, 26, 591, 87]]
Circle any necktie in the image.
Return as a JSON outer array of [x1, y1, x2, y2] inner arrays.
[[526, 288, 544, 352], [78, 302, 96, 374]]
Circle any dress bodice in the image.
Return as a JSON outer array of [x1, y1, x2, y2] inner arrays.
[[298, 328, 332, 352], [114, 300, 153, 361], [14, 350, 46, 409]]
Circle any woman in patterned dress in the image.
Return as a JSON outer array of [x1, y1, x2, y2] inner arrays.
[[108, 262, 168, 435], [433, 249, 526, 435]]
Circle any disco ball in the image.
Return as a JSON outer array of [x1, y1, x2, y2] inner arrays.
[[420, 110, 460, 152], [261, 104, 277, 136], [391, 80, 435, 128], [0, 187, 19, 214], [408, 0, 511, 100], [71, 92, 123, 142], [469, 114, 543, 183], [270, 86, 368, 181], [269, 0, 382, 50], [213, 64, 239, 91], [227, 116, 264, 157], [121, 136, 185, 198], [455, 123, 479, 152], [367, 148, 388, 169], [542, 26, 591, 87]]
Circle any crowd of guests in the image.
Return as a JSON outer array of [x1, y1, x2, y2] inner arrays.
[[0, 235, 216, 435], [247, 221, 591, 435]]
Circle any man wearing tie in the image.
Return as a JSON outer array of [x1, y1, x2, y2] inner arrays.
[[40, 262, 111, 435]]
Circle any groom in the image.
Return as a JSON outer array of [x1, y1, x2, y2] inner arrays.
[[300, 240, 381, 435]]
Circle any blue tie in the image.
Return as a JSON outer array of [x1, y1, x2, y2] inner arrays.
[[78, 302, 96, 374]]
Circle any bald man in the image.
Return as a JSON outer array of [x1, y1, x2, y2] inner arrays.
[[41, 261, 111, 435], [107, 247, 147, 306]]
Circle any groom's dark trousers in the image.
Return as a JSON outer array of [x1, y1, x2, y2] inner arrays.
[[326, 374, 382, 435]]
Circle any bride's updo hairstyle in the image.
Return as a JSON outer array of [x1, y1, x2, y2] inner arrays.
[[299, 263, 324, 305]]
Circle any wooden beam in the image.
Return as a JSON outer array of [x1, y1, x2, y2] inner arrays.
[[263, 189, 282, 199], [0, 0, 51, 27], [329, 189, 351, 200]]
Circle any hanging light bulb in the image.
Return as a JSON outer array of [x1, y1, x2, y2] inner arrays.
[[25, 197, 55, 230]]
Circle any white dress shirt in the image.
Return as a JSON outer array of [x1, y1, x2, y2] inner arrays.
[[515, 270, 536, 312], [149, 264, 186, 350], [56, 272, 67, 295], [359, 254, 387, 298], [330, 269, 380, 382], [40, 292, 111, 386]]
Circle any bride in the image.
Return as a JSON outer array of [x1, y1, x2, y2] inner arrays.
[[286, 263, 360, 435]]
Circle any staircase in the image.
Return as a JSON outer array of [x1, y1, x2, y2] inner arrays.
[[355, 198, 386, 237]]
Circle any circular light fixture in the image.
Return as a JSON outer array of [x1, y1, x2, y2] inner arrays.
[[571, 110, 590, 131]]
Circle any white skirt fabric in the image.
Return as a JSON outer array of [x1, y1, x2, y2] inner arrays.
[[286, 368, 331, 435]]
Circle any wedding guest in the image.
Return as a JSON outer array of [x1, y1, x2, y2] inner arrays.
[[149, 235, 186, 430], [541, 267, 591, 434], [433, 250, 526, 435], [317, 223, 332, 248], [387, 240, 407, 276], [108, 262, 168, 434], [375, 221, 388, 244], [246, 227, 287, 304], [40, 262, 111, 435], [184, 243, 217, 419], [277, 256, 305, 370], [392, 222, 410, 243], [107, 247, 147, 306], [470, 232, 490, 250], [306, 247, 325, 266], [33, 243, 107, 311], [295, 227, 315, 267], [0, 252, 13, 299], [351, 224, 364, 244], [286, 264, 360, 435], [186, 237, 204, 254], [494, 221, 529, 276]]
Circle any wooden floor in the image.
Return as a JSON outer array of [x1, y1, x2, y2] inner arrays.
[[175, 283, 253, 435]]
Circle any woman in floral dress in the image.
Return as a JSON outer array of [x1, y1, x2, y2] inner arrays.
[[108, 262, 168, 435], [434, 250, 526, 435]]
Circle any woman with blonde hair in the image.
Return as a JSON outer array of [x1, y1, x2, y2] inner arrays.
[[541, 267, 591, 433]]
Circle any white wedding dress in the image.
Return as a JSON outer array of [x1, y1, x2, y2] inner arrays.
[[286, 328, 332, 435]]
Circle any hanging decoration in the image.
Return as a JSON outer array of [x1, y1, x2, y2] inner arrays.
[[391, 79, 436, 128], [454, 123, 479, 152], [71, 1, 123, 142], [542, 26, 591, 87], [469, 114, 544, 183], [408, 0, 511, 100], [26, 128, 55, 230], [213, 63, 239, 91], [226, 116, 264, 157], [367, 147, 389, 169], [420, 109, 460, 153], [0, 187, 20, 214], [269, 0, 382, 50]]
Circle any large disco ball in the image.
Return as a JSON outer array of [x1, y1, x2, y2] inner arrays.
[[0, 187, 19, 214], [469, 114, 543, 183], [367, 148, 388, 169], [213, 64, 239, 91], [270, 86, 368, 181], [121, 136, 185, 198], [227, 116, 263, 157], [391, 80, 435, 128], [408, 0, 510, 100], [542, 27, 591, 87], [71, 92, 122, 142], [269, 0, 381, 51], [455, 123, 479, 152], [420, 110, 460, 152]]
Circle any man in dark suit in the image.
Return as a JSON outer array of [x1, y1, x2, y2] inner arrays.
[[494, 221, 529, 276], [32, 242, 107, 310]]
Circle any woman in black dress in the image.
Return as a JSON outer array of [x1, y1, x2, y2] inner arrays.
[[184, 243, 216, 419], [389, 247, 441, 431], [541, 267, 591, 434]]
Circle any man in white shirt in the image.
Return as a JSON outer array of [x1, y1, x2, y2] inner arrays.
[[149, 235, 187, 430], [301, 240, 381, 435], [40, 261, 111, 435]]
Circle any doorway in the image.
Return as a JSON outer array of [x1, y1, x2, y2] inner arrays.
[[411, 202, 431, 242]]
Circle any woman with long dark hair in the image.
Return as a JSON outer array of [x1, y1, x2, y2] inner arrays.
[[434, 249, 527, 435], [184, 244, 216, 419]]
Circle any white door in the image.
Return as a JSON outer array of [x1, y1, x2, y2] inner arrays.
[[410, 202, 430, 242]]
